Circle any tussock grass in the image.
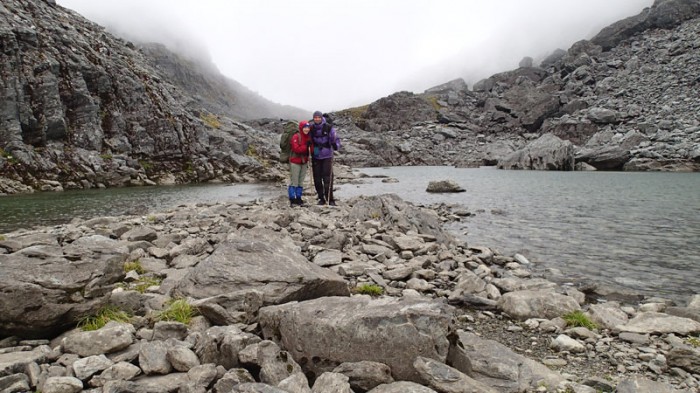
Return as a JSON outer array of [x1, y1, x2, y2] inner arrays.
[[355, 283, 383, 297], [155, 298, 198, 325], [424, 95, 442, 111], [124, 260, 145, 274], [338, 105, 369, 120], [562, 310, 598, 330], [133, 276, 162, 293], [0, 235, 5, 241], [139, 159, 153, 171], [201, 112, 221, 129], [78, 306, 131, 331], [687, 336, 700, 347]]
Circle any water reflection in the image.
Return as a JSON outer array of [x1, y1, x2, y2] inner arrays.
[[0, 183, 280, 233], [339, 167, 700, 303]]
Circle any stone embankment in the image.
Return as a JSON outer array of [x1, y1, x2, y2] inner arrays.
[[1, 194, 699, 392]]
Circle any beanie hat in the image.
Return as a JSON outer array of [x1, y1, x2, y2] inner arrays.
[[298, 120, 310, 132], [312, 111, 323, 118]]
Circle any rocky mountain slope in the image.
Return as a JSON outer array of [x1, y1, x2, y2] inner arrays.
[[139, 43, 307, 122], [0, 0, 294, 195], [330, 0, 700, 172], [2, 0, 699, 197]]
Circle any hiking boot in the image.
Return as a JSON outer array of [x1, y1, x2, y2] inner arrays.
[[297, 197, 305, 206], [290, 198, 297, 207], [329, 200, 337, 206], [318, 199, 326, 205]]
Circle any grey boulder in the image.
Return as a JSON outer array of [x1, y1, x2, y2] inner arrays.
[[259, 296, 454, 382], [175, 228, 349, 304]]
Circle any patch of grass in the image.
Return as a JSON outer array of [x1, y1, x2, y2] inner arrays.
[[245, 144, 258, 158], [201, 112, 221, 129], [424, 94, 442, 111], [0, 235, 5, 241], [183, 160, 194, 174], [355, 283, 383, 297], [78, 306, 131, 331], [244, 144, 271, 169], [133, 276, 162, 293], [563, 310, 598, 330], [155, 298, 198, 325], [124, 260, 145, 274], [339, 105, 369, 120], [147, 215, 157, 222], [99, 153, 113, 160], [139, 159, 153, 171], [687, 336, 700, 347], [0, 147, 17, 164]]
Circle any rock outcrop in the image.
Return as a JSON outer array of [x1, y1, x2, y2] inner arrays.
[[330, 1, 700, 172], [497, 133, 575, 170], [0, 0, 289, 195]]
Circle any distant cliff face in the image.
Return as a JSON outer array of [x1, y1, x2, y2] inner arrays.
[[139, 43, 308, 121], [332, 0, 700, 171], [0, 0, 292, 195]]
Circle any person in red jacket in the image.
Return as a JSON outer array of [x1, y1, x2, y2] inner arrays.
[[288, 121, 313, 206]]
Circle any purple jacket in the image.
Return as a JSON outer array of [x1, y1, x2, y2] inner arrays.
[[309, 118, 341, 160]]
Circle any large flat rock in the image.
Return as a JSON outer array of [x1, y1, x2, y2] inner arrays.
[[259, 296, 454, 382], [0, 235, 128, 338], [175, 228, 349, 304]]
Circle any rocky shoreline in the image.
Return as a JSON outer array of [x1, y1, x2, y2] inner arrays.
[[3, 2, 700, 197], [1, 193, 698, 392]]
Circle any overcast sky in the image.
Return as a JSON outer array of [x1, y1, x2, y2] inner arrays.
[[56, 0, 653, 112]]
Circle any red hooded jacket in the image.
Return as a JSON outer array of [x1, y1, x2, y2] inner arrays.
[[290, 121, 312, 164]]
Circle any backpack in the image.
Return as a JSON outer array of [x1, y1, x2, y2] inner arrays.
[[321, 113, 333, 136], [279, 120, 298, 163]]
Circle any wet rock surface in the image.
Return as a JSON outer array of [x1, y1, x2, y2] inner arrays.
[[0, 194, 698, 392]]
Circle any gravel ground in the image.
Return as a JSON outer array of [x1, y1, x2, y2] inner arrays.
[[452, 307, 696, 392]]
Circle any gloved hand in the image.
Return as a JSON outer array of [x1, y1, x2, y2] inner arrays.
[[332, 143, 338, 151], [306, 141, 312, 148]]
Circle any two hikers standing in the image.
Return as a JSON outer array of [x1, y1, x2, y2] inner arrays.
[[286, 111, 340, 206]]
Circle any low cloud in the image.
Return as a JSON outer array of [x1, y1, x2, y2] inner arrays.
[[57, 0, 653, 111]]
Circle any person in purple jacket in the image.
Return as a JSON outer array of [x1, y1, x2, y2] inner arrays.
[[309, 110, 341, 206]]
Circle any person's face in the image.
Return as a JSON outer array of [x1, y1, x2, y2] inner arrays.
[[302, 126, 310, 134], [313, 115, 322, 124]]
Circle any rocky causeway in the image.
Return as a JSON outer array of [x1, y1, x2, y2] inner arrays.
[[1, 193, 699, 393]]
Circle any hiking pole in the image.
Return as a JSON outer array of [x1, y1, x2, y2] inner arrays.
[[308, 145, 315, 201], [309, 159, 314, 197], [328, 156, 334, 205]]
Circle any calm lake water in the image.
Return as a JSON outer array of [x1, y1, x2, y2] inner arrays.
[[1, 167, 699, 304], [339, 167, 700, 304], [0, 183, 280, 233]]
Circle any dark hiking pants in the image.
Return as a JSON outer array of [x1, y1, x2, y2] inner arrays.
[[312, 158, 334, 202]]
